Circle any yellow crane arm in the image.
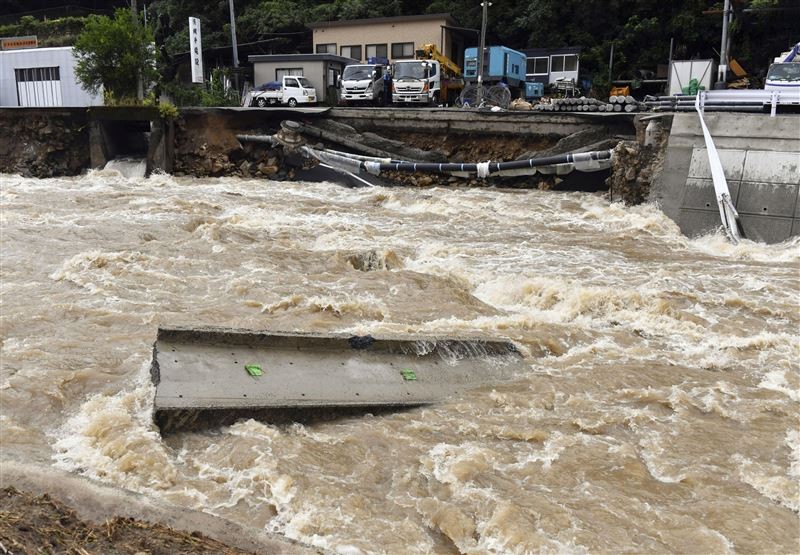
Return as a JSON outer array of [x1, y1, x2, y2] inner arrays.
[[415, 43, 462, 77]]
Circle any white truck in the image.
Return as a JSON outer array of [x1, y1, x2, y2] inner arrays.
[[249, 76, 317, 107], [765, 41, 800, 93], [340, 60, 388, 105], [392, 59, 440, 105], [391, 46, 463, 106]]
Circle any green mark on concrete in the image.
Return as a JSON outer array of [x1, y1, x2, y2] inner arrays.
[[400, 369, 417, 381], [245, 364, 263, 377]]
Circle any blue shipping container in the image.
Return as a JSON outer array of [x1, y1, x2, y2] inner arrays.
[[463, 46, 526, 87]]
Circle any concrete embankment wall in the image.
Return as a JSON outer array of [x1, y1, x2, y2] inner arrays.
[[652, 113, 800, 243], [329, 107, 634, 138]]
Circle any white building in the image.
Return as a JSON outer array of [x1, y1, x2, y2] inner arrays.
[[0, 46, 102, 107], [521, 47, 581, 87]]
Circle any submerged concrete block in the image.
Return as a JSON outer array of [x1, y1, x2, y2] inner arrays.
[[678, 208, 722, 238], [736, 182, 799, 218], [681, 178, 741, 211], [151, 327, 527, 433], [742, 150, 800, 185], [688, 148, 746, 181], [738, 215, 795, 244]]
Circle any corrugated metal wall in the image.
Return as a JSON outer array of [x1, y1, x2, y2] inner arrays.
[[0, 47, 103, 107]]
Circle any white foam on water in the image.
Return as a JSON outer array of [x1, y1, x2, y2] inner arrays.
[[50, 364, 176, 493], [690, 231, 800, 263], [102, 157, 148, 179], [758, 369, 800, 402], [788, 429, 800, 479], [732, 453, 800, 513]]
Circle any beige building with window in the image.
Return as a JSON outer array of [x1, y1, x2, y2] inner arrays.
[[248, 53, 357, 103], [309, 13, 472, 66]]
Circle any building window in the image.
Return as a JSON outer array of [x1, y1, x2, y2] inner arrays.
[[526, 57, 548, 76], [366, 44, 388, 60], [551, 54, 578, 73], [14, 66, 62, 107], [340, 45, 362, 60], [316, 43, 336, 54], [391, 42, 414, 59], [276, 68, 304, 80]]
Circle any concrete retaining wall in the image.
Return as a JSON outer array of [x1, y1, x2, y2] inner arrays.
[[652, 113, 800, 243], [329, 107, 636, 138]]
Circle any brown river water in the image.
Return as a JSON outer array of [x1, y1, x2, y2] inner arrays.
[[1, 170, 798, 553]]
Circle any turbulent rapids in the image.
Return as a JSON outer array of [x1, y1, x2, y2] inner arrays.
[[1, 170, 798, 553]]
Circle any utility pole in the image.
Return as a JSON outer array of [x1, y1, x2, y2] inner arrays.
[[608, 43, 614, 84], [718, 0, 730, 85], [228, 0, 239, 69], [132, 0, 144, 100], [477, 0, 491, 105], [228, 0, 240, 96]]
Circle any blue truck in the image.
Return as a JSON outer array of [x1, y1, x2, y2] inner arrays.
[[463, 46, 526, 88]]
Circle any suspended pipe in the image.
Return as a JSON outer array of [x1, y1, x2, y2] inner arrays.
[[366, 150, 611, 175], [236, 133, 612, 180]]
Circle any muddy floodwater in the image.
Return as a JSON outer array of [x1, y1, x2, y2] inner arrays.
[[1, 171, 798, 554]]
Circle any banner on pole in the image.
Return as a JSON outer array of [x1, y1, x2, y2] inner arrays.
[[189, 17, 204, 84]]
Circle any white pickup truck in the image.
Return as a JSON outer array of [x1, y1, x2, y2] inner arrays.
[[248, 76, 317, 107]]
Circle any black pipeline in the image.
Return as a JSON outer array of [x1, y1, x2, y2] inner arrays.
[[365, 150, 612, 175]]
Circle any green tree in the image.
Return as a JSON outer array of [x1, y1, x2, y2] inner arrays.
[[72, 8, 159, 101]]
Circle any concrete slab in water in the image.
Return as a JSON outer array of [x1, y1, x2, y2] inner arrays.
[[151, 327, 527, 432]]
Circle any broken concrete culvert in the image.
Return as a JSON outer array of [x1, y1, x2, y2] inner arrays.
[[149, 327, 528, 434]]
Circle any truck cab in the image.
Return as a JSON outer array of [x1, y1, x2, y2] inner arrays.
[[340, 58, 388, 105], [766, 41, 800, 93], [391, 59, 440, 105], [766, 63, 800, 91]]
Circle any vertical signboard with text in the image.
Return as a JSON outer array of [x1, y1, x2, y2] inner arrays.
[[189, 17, 204, 83]]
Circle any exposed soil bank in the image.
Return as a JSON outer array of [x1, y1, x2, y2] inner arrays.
[[0, 461, 317, 554], [608, 115, 672, 204], [0, 110, 89, 177], [1, 488, 255, 554]]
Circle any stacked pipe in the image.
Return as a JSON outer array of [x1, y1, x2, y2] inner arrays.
[[607, 95, 647, 112], [535, 97, 606, 112], [644, 94, 766, 113], [534, 96, 645, 112]]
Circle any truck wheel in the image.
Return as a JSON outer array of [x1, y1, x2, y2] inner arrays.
[[288, 98, 298, 107], [256, 98, 267, 107]]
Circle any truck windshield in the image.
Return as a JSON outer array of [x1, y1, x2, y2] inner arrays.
[[296, 77, 313, 88], [767, 63, 800, 81], [343, 66, 372, 80], [394, 63, 426, 80]]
